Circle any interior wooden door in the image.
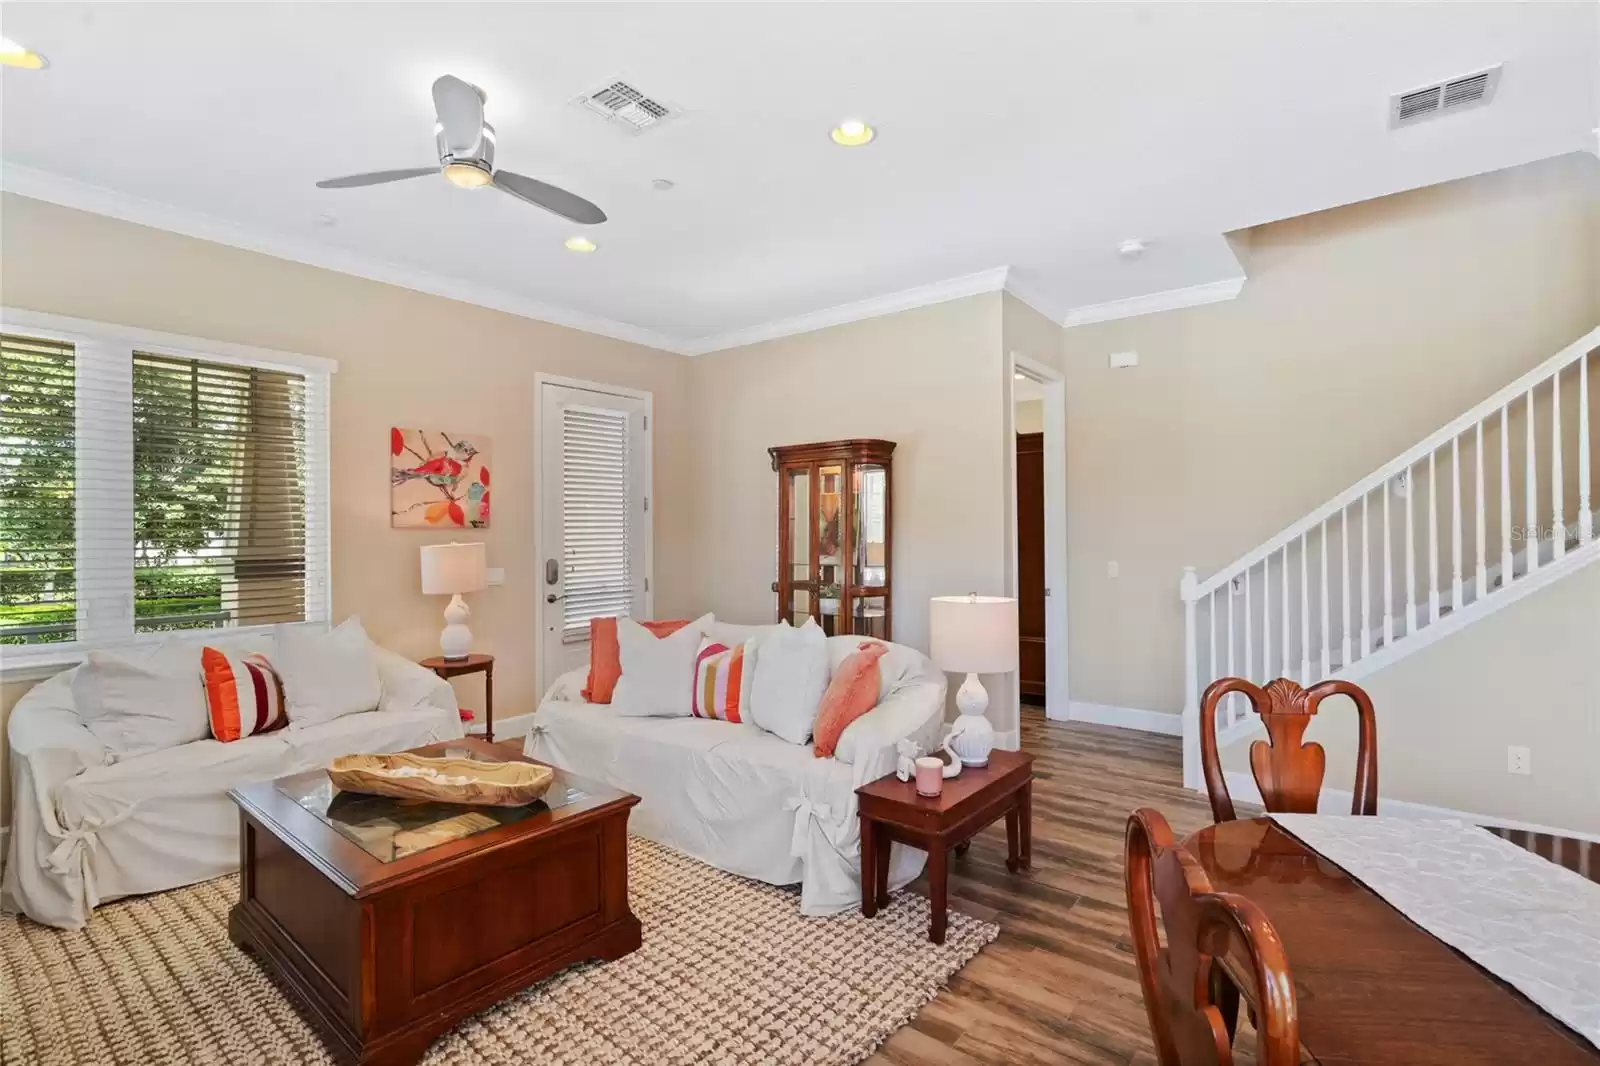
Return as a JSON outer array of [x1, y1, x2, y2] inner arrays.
[[1016, 432, 1045, 701]]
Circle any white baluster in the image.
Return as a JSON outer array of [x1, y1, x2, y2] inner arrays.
[[1581, 353, 1592, 546], [1299, 534, 1311, 684], [1340, 508, 1351, 671], [1526, 389, 1539, 576], [1208, 589, 1217, 691], [1263, 554, 1272, 679], [1451, 436, 1463, 612], [1552, 368, 1564, 561], [1226, 584, 1237, 726], [1382, 488, 1395, 646], [1319, 520, 1330, 677], [1501, 405, 1514, 583], [1580, 350, 1593, 544], [1280, 545, 1290, 677], [1404, 467, 1417, 635], [1244, 567, 1254, 683], [1361, 494, 1372, 657], [1475, 420, 1487, 601], [1428, 451, 1439, 624]]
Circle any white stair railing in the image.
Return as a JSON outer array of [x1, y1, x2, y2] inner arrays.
[[1180, 326, 1600, 790]]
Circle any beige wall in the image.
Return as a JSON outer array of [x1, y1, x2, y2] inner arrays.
[[1061, 152, 1600, 717], [0, 195, 696, 781], [1222, 560, 1600, 834], [1014, 400, 1044, 435], [685, 294, 1020, 739]]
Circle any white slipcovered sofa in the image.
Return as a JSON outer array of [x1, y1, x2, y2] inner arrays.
[[4, 640, 463, 930], [525, 634, 948, 915]]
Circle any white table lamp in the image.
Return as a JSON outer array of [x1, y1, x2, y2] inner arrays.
[[929, 594, 1019, 766], [420, 541, 487, 660]]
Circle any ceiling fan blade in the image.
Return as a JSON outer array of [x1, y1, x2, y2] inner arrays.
[[316, 167, 437, 189], [432, 75, 486, 156], [492, 171, 607, 225]]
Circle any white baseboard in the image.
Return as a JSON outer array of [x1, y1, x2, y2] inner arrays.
[[1222, 770, 1600, 844], [467, 711, 539, 742], [1067, 701, 1183, 736]]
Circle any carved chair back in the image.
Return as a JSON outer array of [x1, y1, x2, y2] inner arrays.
[[1199, 677, 1378, 823], [1124, 807, 1301, 1066]]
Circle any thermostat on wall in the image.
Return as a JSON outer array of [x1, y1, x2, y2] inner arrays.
[[1109, 351, 1139, 369]]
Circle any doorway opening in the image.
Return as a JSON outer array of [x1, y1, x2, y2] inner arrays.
[[1008, 354, 1067, 724]]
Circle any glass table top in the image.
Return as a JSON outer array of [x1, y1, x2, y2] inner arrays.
[[277, 748, 593, 864]]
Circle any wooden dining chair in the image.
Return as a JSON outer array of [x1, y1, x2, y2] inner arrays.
[[1124, 807, 1300, 1066], [1199, 676, 1378, 823]]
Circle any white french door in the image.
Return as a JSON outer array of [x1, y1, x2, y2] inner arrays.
[[537, 378, 652, 692]]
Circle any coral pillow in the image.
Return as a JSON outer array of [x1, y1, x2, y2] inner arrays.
[[583, 616, 691, 703], [201, 646, 288, 742], [811, 641, 889, 758]]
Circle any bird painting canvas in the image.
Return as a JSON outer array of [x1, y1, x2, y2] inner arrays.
[[391, 428, 491, 529]]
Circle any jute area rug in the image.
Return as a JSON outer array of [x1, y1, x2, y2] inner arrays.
[[1, 837, 998, 1066]]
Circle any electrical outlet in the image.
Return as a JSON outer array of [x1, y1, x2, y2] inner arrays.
[[1107, 561, 1120, 578], [486, 567, 506, 586], [1506, 746, 1531, 776]]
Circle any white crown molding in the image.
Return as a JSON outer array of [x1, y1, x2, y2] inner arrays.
[[679, 266, 1011, 356], [1059, 275, 1246, 328], [1, 164, 690, 355], [1000, 275, 1067, 324]]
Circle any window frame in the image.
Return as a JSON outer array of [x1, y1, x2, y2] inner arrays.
[[0, 308, 335, 678]]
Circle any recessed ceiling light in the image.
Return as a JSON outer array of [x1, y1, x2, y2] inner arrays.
[[1118, 238, 1148, 259], [651, 178, 676, 191], [830, 119, 875, 147], [0, 37, 48, 70], [564, 236, 597, 253], [1014, 372, 1027, 381]]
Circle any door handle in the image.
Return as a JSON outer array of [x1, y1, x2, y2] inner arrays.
[[546, 593, 565, 604]]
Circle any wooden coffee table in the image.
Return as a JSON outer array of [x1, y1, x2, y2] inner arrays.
[[228, 737, 640, 1066], [856, 749, 1033, 943]]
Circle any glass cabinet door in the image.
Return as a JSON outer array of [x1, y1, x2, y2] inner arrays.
[[852, 464, 888, 589], [816, 463, 843, 635], [784, 466, 812, 627]]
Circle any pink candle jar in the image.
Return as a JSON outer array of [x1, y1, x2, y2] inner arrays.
[[914, 756, 944, 797]]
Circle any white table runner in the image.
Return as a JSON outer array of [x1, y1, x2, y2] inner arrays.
[[1271, 814, 1600, 1051]]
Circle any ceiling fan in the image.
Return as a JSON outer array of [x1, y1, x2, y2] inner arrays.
[[316, 75, 606, 225]]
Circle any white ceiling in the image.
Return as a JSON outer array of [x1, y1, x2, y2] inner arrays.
[[2, 2, 1596, 354]]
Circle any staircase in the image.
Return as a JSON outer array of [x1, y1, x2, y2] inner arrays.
[[1179, 326, 1600, 790]]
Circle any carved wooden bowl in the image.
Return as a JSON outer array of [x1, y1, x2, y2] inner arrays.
[[328, 753, 555, 808]]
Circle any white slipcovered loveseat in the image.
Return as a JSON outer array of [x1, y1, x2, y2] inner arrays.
[[4, 638, 463, 930], [526, 633, 948, 915]]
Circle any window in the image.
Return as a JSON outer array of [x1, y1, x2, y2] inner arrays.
[[0, 313, 331, 665]]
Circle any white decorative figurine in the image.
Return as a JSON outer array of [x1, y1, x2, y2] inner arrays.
[[895, 739, 921, 782]]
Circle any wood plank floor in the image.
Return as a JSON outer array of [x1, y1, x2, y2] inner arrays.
[[865, 710, 1216, 1066]]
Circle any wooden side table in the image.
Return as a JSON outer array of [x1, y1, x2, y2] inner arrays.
[[856, 748, 1033, 943], [419, 653, 495, 743]]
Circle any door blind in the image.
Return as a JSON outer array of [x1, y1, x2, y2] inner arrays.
[[131, 352, 310, 632], [561, 405, 633, 641], [0, 334, 77, 645]]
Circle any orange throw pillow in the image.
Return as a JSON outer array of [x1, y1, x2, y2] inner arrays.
[[812, 641, 889, 758], [582, 616, 691, 703]]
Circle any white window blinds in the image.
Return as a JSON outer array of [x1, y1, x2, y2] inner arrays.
[[0, 335, 77, 645], [561, 405, 633, 641], [0, 315, 331, 666]]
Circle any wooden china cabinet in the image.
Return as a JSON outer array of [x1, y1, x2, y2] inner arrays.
[[769, 439, 895, 640]]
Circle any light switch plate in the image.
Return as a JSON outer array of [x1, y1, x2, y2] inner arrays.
[[1506, 746, 1531, 775], [1107, 561, 1120, 578], [486, 567, 506, 586]]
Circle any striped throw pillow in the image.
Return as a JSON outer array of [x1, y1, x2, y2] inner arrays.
[[692, 639, 750, 723], [201, 646, 288, 742]]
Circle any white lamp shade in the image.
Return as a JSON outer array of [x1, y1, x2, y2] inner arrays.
[[929, 595, 1018, 674], [420, 541, 488, 596]]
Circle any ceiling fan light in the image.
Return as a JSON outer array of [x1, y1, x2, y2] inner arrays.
[[443, 162, 493, 189], [830, 119, 875, 147]]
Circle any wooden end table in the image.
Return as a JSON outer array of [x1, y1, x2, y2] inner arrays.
[[228, 737, 639, 1066], [420, 653, 494, 742], [856, 748, 1033, 944]]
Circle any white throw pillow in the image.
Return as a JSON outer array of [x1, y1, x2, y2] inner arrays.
[[611, 613, 713, 718], [747, 617, 830, 744], [274, 617, 382, 728], [72, 642, 211, 758]]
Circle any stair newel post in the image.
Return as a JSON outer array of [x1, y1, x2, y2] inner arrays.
[[1180, 566, 1201, 792]]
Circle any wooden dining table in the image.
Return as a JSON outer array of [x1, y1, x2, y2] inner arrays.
[[1183, 817, 1599, 1066]]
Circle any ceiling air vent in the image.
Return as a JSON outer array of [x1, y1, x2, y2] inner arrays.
[[1390, 65, 1501, 127], [576, 79, 677, 134]]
